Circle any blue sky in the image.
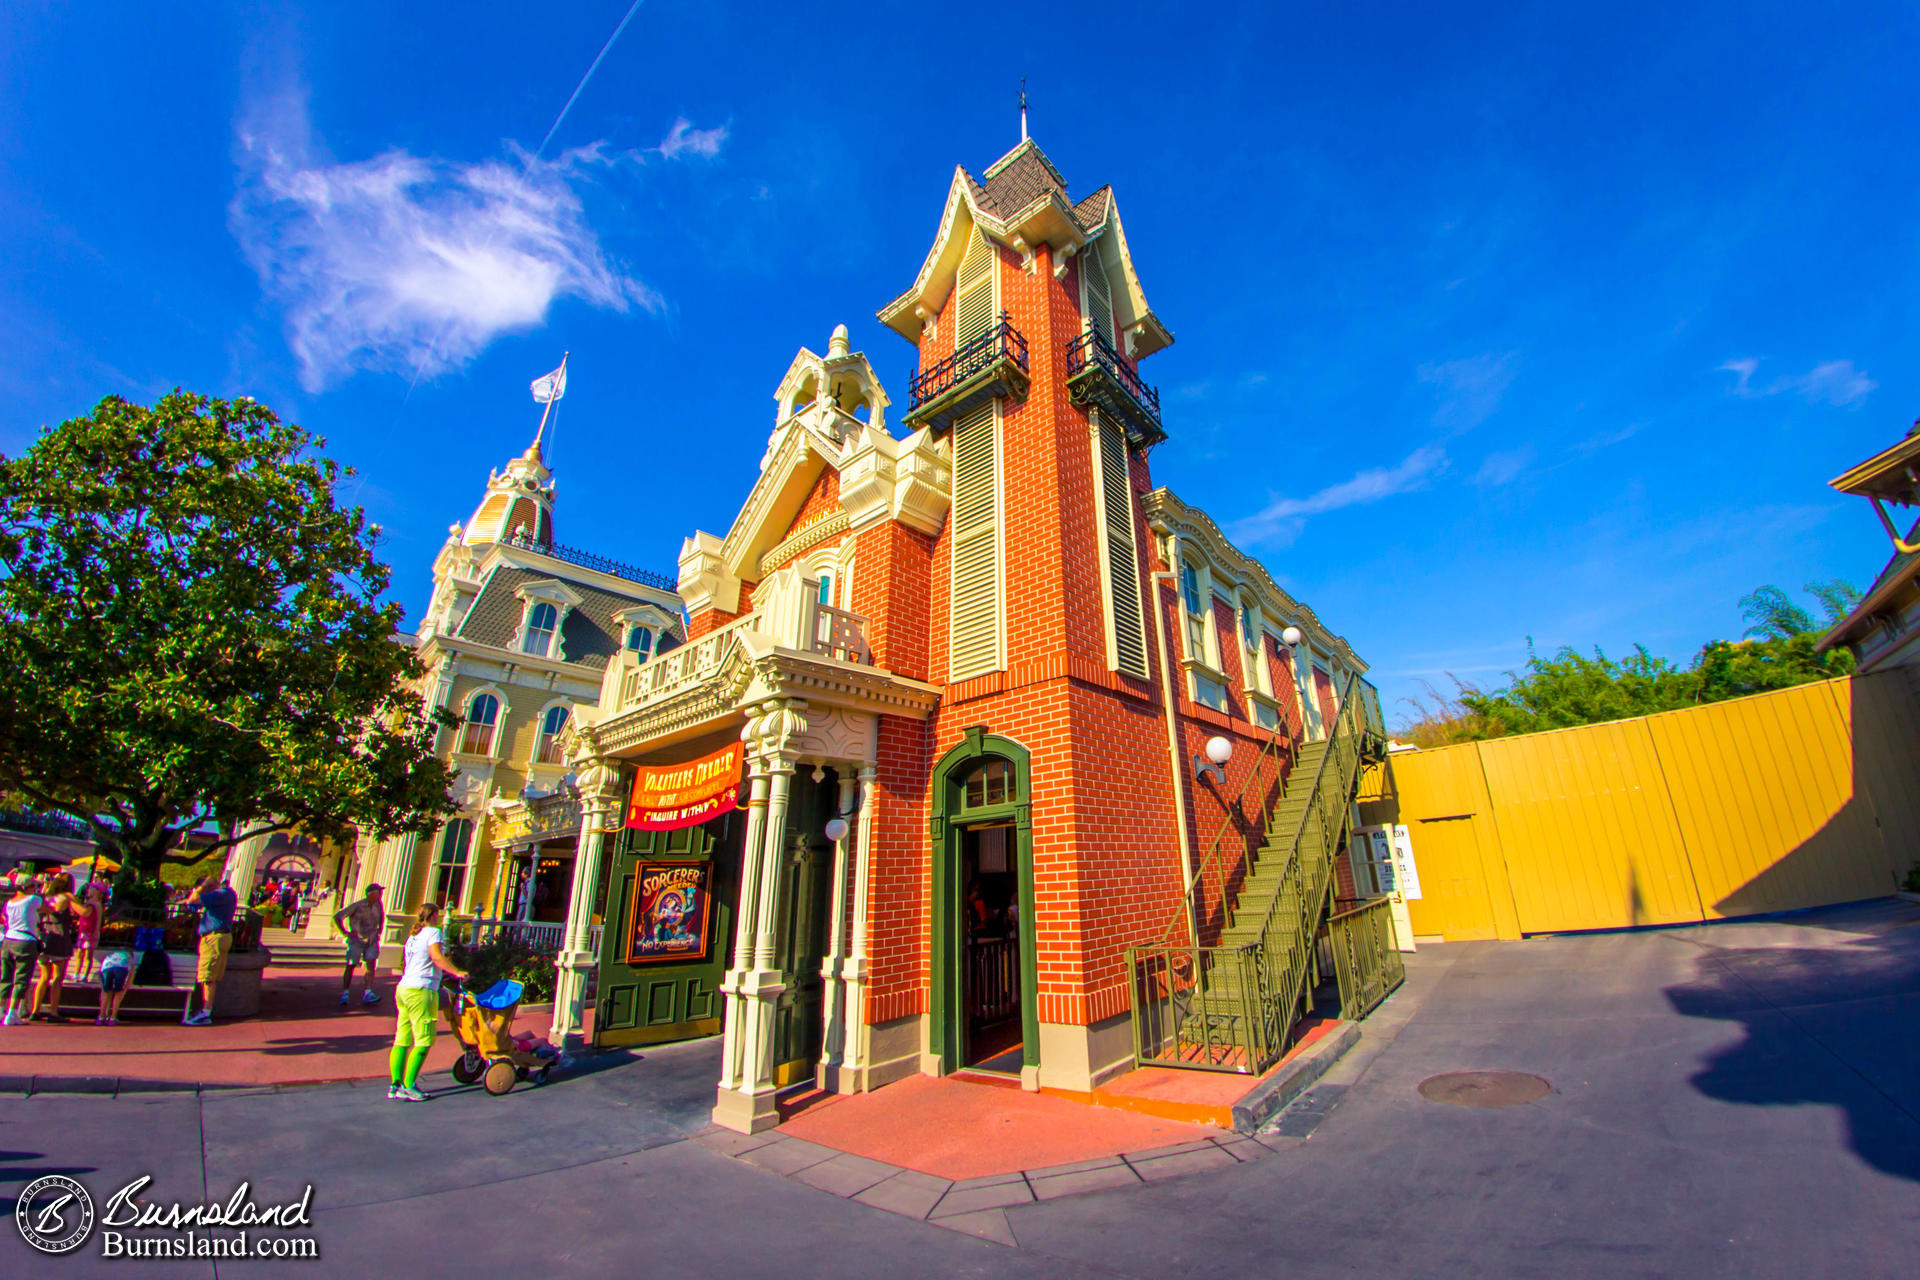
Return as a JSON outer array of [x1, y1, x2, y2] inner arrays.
[[2, 2, 1913, 723]]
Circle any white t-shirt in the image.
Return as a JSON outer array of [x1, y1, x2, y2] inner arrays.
[[4, 895, 43, 941], [399, 925, 444, 991]]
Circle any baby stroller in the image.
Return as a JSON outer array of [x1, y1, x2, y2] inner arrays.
[[445, 978, 564, 1096]]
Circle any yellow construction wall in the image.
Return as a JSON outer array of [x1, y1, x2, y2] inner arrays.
[[1383, 672, 1920, 939]]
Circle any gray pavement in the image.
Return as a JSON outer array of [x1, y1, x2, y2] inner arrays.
[[4, 899, 1917, 1278]]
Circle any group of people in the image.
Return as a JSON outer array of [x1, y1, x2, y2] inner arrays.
[[1, 871, 114, 1025], [4, 864, 481, 1104]]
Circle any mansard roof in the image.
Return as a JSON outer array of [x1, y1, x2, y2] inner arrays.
[[453, 563, 656, 670], [877, 139, 1173, 359]]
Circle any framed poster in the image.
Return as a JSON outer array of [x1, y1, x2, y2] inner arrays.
[[625, 861, 715, 966]]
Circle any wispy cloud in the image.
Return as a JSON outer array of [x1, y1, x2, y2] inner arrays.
[[1570, 422, 1643, 457], [654, 117, 727, 160], [1228, 445, 1447, 547], [231, 93, 724, 391], [1719, 357, 1876, 408], [1420, 353, 1516, 432], [1472, 445, 1534, 487]]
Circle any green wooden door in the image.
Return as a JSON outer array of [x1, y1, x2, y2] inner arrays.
[[770, 770, 836, 1086], [593, 816, 739, 1049]]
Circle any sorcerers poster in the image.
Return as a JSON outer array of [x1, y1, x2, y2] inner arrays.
[[626, 862, 714, 966], [626, 742, 744, 831]]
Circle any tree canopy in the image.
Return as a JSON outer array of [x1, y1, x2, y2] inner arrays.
[[1397, 582, 1859, 747], [0, 391, 456, 879]]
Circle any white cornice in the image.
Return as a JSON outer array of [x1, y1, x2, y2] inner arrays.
[[1144, 487, 1366, 673]]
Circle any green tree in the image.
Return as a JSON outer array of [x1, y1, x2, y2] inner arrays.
[[1691, 632, 1853, 700], [0, 391, 457, 880], [1804, 577, 1864, 627], [1739, 585, 1816, 640], [1459, 641, 1697, 736]]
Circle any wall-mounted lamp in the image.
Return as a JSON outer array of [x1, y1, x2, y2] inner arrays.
[[1281, 625, 1304, 647], [1193, 735, 1233, 785], [823, 817, 850, 843]]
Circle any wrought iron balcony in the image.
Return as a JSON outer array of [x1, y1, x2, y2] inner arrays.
[[501, 529, 677, 593], [1066, 328, 1166, 447], [904, 313, 1031, 434]]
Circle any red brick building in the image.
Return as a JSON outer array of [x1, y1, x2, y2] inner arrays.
[[556, 137, 1377, 1134]]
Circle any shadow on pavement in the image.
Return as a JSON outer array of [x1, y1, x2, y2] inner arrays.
[[1665, 908, 1920, 1182]]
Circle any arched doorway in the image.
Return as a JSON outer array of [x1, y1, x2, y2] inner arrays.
[[929, 728, 1037, 1077]]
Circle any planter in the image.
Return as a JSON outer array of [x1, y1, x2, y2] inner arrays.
[[159, 946, 271, 1018]]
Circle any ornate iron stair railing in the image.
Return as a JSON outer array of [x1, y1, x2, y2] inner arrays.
[[1126, 671, 1394, 1073]]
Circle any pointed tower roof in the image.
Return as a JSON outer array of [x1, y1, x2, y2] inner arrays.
[[458, 421, 557, 548], [876, 138, 1173, 358]]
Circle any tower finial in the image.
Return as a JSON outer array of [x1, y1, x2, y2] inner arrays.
[[1019, 78, 1028, 143]]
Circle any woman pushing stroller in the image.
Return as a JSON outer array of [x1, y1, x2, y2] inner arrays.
[[388, 903, 468, 1102]]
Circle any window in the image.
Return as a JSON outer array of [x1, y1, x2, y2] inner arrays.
[[1091, 415, 1149, 679], [816, 573, 834, 606], [1252, 701, 1282, 731], [1179, 562, 1202, 614], [626, 625, 654, 660], [949, 402, 1002, 681], [459, 694, 500, 755], [958, 758, 1015, 809], [954, 227, 996, 348], [534, 704, 570, 765], [1194, 674, 1229, 712], [430, 818, 473, 908], [1241, 602, 1258, 650], [1179, 559, 1210, 661], [1082, 249, 1115, 350], [521, 601, 559, 656]]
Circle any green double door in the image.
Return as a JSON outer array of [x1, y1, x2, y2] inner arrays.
[[594, 818, 738, 1049], [593, 770, 837, 1069]]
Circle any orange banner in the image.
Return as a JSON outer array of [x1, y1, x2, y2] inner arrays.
[[625, 742, 745, 831]]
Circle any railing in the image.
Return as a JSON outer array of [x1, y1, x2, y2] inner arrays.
[[1326, 896, 1404, 1021], [0, 808, 92, 841], [1065, 328, 1163, 439], [967, 936, 1020, 1026], [1158, 711, 1294, 951], [908, 313, 1029, 411], [462, 917, 602, 958], [614, 611, 758, 712], [1126, 670, 1375, 1074], [812, 602, 873, 664], [501, 529, 677, 593]]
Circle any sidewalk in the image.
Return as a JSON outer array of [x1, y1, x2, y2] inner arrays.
[[0, 964, 543, 1088]]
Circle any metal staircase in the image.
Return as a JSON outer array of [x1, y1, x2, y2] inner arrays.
[[1126, 671, 1396, 1073]]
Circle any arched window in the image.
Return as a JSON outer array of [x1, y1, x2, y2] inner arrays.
[[957, 758, 1015, 810], [535, 704, 571, 764], [460, 693, 500, 755], [522, 602, 559, 656], [431, 818, 473, 908], [626, 625, 654, 660]]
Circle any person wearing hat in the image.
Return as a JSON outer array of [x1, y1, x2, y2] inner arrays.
[[333, 883, 385, 1007]]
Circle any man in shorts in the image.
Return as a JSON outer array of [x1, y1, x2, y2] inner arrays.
[[183, 873, 237, 1026], [334, 884, 385, 1007]]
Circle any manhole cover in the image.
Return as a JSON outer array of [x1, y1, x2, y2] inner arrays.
[[1417, 1071, 1552, 1107]]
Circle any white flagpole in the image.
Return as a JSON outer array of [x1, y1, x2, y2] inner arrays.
[[532, 351, 569, 455]]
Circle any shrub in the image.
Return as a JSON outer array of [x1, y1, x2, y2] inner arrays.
[[446, 930, 558, 1004]]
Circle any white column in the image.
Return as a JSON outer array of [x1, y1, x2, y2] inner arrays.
[[714, 755, 796, 1133], [839, 763, 878, 1089], [815, 771, 858, 1089], [224, 829, 275, 900], [716, 756, 770, 1094], [549, 753, 623, 1049]]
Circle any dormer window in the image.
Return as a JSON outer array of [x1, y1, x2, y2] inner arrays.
[[521, 602, 559, 656], [460, 693, 500, 755], [626, 625, 654, 660]]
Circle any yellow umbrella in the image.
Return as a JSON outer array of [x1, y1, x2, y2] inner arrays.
[[69, 854, 120, 872]]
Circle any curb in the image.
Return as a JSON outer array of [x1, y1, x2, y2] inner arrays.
[[1229, 1022, 1362, 1133], [0, 1073, 387, 1097]]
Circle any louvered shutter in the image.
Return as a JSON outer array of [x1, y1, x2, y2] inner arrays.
[[948, 403, 1001, 680], [1082, 249, 1115, 349], [955, 228, 995, 348], [1094, 415, 1149, 679]]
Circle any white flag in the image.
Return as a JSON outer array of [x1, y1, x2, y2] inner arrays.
[[530, 363, 568, 404]]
